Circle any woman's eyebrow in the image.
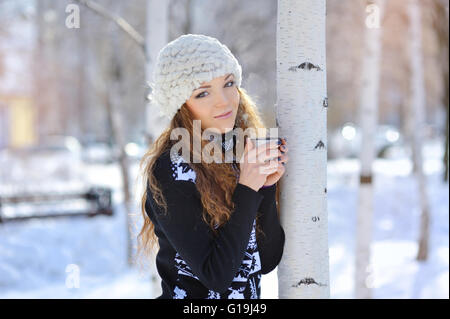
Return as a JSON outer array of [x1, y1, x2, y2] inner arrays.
[[224, 73, 233, 81], [193, 73, 233, 91]]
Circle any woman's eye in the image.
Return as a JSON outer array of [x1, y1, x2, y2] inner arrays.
[[195, 81, 235, 99]]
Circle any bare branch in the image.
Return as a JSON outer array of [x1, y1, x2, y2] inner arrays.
[[74, 0, 146, 55]]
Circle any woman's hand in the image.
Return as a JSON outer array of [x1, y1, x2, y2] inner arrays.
[[263, 138, 289, 187], [238, 138, 280, 192]]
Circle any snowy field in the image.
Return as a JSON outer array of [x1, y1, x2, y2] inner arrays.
[[0, 139, 448, 299]]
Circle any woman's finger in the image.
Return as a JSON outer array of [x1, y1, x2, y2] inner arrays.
[[263, 151, 289, 164], [278, 161, 286, 173], [255, 140, 282, 163], [247, 140, 279, 164], [259, 158, 279, 175], [240, 137, 254, 163]]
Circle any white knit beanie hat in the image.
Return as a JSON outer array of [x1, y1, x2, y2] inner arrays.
[[148, 34, 242, 120]]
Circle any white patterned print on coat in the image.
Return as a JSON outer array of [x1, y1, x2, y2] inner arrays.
[[169, 151, 196, 183], [225, 219, 262, 299], [174, 252, 200, 280], [173, 285, 187, 299], [168, 133, 237, 184], [171, 219, 262, 299]]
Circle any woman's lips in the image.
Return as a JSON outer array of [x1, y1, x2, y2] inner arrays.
[[214, 110, 232, 119]]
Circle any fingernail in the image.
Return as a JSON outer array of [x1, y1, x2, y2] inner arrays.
[[278, 156, 281, 161], [281, 150, 285, 154]]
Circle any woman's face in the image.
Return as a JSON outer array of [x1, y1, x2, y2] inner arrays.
[[185, 73, 240, 134]]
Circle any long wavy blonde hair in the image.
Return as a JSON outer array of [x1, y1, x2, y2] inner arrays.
[[135, 86, 280, 269]]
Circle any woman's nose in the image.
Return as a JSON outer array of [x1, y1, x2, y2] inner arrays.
[[214, 90, 229, 106]]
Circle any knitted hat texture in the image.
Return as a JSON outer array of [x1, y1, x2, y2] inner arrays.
[[148, 34, 242, 120]]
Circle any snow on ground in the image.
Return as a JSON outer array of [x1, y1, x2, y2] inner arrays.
[[0, 139, 448, 298]]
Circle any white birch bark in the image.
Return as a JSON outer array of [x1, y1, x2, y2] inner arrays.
[[34, 0, 63, 138], [408, 0, 431, 261], [276, 0, 330, 299], [145, 0, 169, 298], [145, 0, 169, 144], [355, 0, 385, 299], [445, 4, 449, 183]]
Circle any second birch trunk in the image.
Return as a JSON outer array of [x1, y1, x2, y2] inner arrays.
[[408, 0, 431, 262], [355, 0, 385, 299]]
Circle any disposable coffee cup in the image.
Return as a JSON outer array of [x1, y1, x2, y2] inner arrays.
[[249, 137, 282, 147]]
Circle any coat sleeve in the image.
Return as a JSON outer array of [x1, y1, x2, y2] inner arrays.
[[145, 156, 265, 293], [256, 183, 285, 274]]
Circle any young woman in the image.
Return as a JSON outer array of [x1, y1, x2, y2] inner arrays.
[[137, 34, 289, 299]]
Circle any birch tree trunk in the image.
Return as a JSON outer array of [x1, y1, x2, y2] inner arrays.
[[34, 0, 46, 140], [355, 0, 385, 299], [75, 0, 147, 267], [144, 0, 169, 298], [110, 17, 135, 268], [436, 1, 449, 183], [445, 106, 449, 182], [408, 0, 431, 261], [34, 0, 64, 138], [145, 0, 169, 145], [76, 15, 87, 141], [276, 0, 330, 299]]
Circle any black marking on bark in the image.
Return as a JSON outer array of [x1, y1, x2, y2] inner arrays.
[[314, 140, 326, 150], [312, 216, 320, 222], [323, 97, 328, 108], [292, 277, 327, 288], [324, 187, 327, 193], [288, 62, 323, 72], [360, 174, 372, 184]]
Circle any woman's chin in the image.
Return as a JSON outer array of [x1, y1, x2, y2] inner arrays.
[[220, 125, 235, 134]]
